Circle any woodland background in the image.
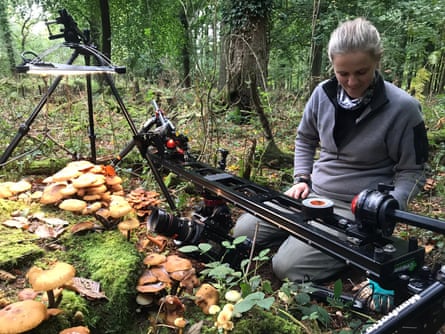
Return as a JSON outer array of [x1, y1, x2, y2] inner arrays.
[[0, 1, 444, 333]]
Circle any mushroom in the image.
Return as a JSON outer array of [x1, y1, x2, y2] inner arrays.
[[150, 267, 172, 284], [51, 167, 82, 182], [72, 173, 104, 189], [0, 300, 47, 333], [225, 290, 242, 303], [160, 295, 185, 326], [27, 262, 76, 308], [163, 255, 192, 273], [66, 160, 95, 172], [174, 317, 187, 334], [59, 326, 90, 334], [136, 281, 166, 294], [118, 218, 140, 241], [9, 180, 32, 195], [178, 269, 200, 294], [195, 283, 219, 314], [109, 195, 132, 219], [81, 201, 102, 215], [138, 269, 159, 285], [135, 293, 154, 307], [143, 253, 167, 267], [59, 198, 88, 212], [40, 183, 67, 204]]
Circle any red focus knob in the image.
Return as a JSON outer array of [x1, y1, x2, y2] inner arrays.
[[351, 194, 359, 214], [166, 139, 176, 149]]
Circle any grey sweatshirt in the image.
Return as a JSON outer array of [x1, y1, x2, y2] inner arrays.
[[294, 73, 429, 210]]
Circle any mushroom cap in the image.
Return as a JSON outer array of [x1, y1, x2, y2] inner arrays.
[[136, 281, 166, 293], [195, 283, 219, 314], [143, 253, 167, 266], [28, 262, 76, 292], [164, 255, 192, 272], [59, 199, 88, 212], [0, 300, 47, 334], [40, 183, 67, 204], [0, 182, 14, 199], [174, 317, 187, 328], [135, 294, 154, 306], [81, 201, 102, 215], [138, 269, 159, 285], [60, 184, 78, 197], [52, 167, 82, 182], [105, 175, 122, 186], [9, 180, 32, 194], [150, 267, 172, 284], [84, 184, 107, 195], [109, 196, 132, 218], [118, 218, 140, 231], [66, 160, 95, 172], [72, 173, 104, 189], [59, 326, 90, 334]]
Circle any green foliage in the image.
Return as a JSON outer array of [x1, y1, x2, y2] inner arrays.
[[222, 0, 273, 31], [232, 307, 302, 334], [410, 67, 431, 103]]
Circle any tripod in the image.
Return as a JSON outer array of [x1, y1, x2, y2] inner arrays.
[[0, 9, 138, 166]]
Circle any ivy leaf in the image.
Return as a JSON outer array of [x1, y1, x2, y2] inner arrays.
[[257, 296, 274, 310], [178, 245, 199, 253]]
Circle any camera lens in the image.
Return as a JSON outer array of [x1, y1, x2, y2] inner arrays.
[[147, 208, 202, 243]]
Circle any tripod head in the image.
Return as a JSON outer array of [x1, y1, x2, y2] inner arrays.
[[46, 9, 89, 44]]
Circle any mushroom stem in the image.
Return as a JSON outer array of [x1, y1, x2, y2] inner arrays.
[[126, 231, 131, 241], [46, 290, 56, 308]]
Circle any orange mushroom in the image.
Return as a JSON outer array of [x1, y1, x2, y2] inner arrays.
[[59, 325, 90, 334], [0, 300, 47, 333], [195, 283, 219, 314], [160, 295, 185, 326], [118, 218, 140, 241], [27, 262, 76, 308]]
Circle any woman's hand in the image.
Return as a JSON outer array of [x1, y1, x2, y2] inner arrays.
[[284, 182, 310, 199]]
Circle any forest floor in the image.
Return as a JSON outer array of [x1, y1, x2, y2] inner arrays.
[[0, 80, 444, 333]]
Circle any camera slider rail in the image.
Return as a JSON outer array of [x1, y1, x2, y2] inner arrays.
[[140, 150, 445, 333], [109, 99, 445, 333], [143, 152, 425, 288]]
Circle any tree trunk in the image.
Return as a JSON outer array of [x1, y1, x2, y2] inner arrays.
[[0, 0, 17, 74], [179, 6, 191, 88], [225, 16, 269, 111], [99, 0, 112, 59]]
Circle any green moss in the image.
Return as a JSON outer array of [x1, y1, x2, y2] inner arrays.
[[0, 200, 45, 269], [231, 307, 302, 334], [62, 231, 144, 333]]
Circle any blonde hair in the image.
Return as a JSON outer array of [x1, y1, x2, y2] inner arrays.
[[328, 17, 383, 62]]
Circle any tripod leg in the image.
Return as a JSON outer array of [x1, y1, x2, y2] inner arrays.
[[85, 55, 96, 163], [0, 75, 64, 165], [103, 74, 138, 136], [0, 50, 80, 166]]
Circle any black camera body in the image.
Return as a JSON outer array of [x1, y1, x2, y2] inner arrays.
[[147, 198, 251, 268]]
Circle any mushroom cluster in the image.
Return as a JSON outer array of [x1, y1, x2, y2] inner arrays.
[[0, 180, 32, 200], [126, 188, 161, 218], [136, 254, 200, 303], [38, 161, 132, 220]]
